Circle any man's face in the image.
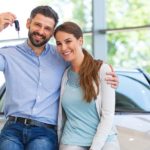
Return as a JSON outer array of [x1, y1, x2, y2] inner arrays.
[[26, 14, 55, 47]]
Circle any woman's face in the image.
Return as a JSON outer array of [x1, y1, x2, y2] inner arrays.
[[55, 31, 83, 62]]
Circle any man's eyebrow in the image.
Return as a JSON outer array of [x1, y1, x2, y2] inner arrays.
[[34, 21, 53, 28]]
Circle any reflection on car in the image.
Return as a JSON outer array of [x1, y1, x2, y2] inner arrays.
[[115, 68, 150, 150], [0, 68, 150, 150]]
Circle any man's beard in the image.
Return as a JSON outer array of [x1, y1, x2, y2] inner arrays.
[[28, 31, 50, 47]]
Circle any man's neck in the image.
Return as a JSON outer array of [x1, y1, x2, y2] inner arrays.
[[27, 40, 45, 56], [33, 48, 44, 56]]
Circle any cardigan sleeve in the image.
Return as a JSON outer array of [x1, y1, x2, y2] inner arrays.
[[90, 63, 116, 150], [57, 68, 69, 143]]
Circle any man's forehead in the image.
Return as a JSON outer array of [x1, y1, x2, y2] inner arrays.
[[31, 14, 55, 27]]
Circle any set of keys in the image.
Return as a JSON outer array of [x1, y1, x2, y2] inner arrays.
[[14, 20, 20, 38]]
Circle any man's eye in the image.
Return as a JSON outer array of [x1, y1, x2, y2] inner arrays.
[[66, 41, 71, 43], [35, 23, 41, 27], [45, 27, 52, 32]]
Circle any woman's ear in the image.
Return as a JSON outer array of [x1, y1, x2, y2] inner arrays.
[[79, 37, 83, 46]]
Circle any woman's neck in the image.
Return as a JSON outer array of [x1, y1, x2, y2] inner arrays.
[[71, 52, 84, 73]]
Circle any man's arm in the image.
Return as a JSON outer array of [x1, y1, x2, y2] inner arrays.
[[0, 12, 16, 32]]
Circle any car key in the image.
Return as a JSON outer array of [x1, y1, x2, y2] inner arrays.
[[14, 20, 20, 38]]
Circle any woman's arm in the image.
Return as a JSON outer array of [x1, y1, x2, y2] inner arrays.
[[90, 63, 116, 150]]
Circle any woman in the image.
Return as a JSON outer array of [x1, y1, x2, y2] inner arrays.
[[54, 22, 120, 150]]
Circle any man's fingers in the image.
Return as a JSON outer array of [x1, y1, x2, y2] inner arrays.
[[105, 76, 118, 81], [106, 81, 118, 89], [106, 76, 119, 89], [106, 71, 116, 77], [0, 12, 16, 26], [3, 12, 16, 20]]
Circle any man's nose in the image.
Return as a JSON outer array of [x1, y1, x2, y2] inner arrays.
[[38, 27, 45, 35]]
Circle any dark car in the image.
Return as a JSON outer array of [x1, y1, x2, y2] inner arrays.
[[0, 68, 150, 150]]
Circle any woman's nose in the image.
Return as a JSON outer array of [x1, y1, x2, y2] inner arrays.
[[61, 43, 67, 51]]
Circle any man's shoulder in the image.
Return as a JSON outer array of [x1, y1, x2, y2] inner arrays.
[[0, 45, 17, 54], [47, 43, 57, 51], [46, 43, 69, 67]]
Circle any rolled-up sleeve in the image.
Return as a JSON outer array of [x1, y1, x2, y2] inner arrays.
[[0, 54, 5, 71]]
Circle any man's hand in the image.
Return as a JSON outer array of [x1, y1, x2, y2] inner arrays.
[[105, 71, 119, 89], [0, 12, 16, 32]]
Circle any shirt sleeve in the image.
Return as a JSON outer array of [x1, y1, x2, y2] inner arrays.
[[90, 63, 115, 150], [0, 54, 5, 71]]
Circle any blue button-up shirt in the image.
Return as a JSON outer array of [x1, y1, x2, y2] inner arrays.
[[0, 41, 68, 125]]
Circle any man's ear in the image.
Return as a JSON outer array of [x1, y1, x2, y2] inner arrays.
[[26, 18, 31, 29]]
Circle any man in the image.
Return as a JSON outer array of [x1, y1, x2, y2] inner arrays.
[[0, 6, 119, 150]]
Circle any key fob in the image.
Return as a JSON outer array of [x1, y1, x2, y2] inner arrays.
[[14, 20, 20, 31]]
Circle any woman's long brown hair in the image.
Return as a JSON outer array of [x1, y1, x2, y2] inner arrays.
[[54, 22, 103, 102], [80, 49, 102, 102]]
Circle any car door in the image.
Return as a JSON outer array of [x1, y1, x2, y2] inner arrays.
[[115, 69, 150, 150]]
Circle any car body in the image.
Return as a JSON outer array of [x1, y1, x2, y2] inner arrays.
[[115, 68, 150, 150], [0, 68, 150, 150]]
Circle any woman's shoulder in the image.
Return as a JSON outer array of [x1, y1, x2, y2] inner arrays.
[[100, 62, 113, 73], [62, 67, 70, 80]]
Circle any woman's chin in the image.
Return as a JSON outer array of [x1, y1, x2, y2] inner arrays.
[[63, 57, 72, 62], [64, 58, 71, 62]]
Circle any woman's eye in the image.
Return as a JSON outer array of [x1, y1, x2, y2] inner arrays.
[[56, 43, 61, 46]]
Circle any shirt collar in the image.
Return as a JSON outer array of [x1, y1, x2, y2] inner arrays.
[[22, 40, 49, 56]]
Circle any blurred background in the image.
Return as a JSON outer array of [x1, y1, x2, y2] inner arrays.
[[0, 1, 150, 150], [0, 0, 149, 73]]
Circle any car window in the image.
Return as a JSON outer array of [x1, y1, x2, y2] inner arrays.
[[0, 91, 5, 112], [116, 73, 150, 112], [0, 84, 5, 112], [0, 72, 5, 88], [0, 72, 5, 112]]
